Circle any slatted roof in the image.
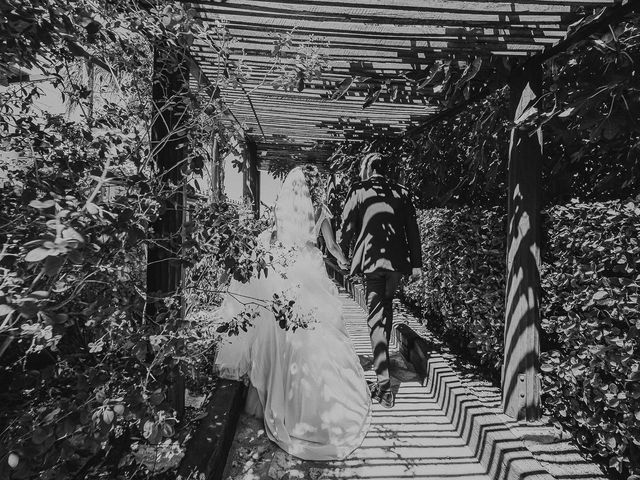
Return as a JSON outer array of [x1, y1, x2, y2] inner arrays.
[[188, 0, 620, 168]]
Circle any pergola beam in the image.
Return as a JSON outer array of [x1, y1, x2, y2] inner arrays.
[[527, 0, 638, 67], [408, 0, 639, 136], [210, 133, 223, 202]]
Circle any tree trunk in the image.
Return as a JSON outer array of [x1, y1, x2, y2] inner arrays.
[[243, 139, 260, 218], [211, 133, 221, 202], [146, 45, 190, 418]]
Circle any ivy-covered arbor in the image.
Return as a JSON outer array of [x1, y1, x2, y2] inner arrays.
[[169, 0, 637, 421], [0, 1, 638, 478]]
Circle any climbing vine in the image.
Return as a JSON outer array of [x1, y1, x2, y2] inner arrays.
[[326, 15, 640, 210]]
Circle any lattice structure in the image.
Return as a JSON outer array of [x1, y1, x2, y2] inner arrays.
[[188, 0, 619, 168]]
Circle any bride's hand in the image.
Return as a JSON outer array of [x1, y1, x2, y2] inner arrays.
[[338, 257, 350, 270]]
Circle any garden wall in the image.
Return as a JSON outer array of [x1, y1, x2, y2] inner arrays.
[[400, 200, 640, 477]]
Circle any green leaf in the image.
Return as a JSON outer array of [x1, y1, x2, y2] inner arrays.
[[102, 409, 115, 425], [32, 427, 49, 445], [455, 57, 482, 89], [29, 200, 55, 210], [43, 255, 65, 275], [418, 62, 443, 89], [62, 227, 84, 243], [149, 390, 165, 406], [592, 290, 608, 301], [558, 107, 576, 118], [8, 452, 19, 469], [362, 87, 382, 109], [25, 247, 53, 263], [161, 423, 175, 437], [86, 202, 100, 215], [331, 77, 353, 101], [609, 455, 622, 471]]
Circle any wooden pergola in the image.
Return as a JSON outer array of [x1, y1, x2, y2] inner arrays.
[[150, 0, 637, 421]]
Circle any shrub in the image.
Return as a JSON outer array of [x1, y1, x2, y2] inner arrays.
[[402, 200, 640, 478], [400, 207, 506, 372], [0, 2, 275, 478], [185, 201, 269, 314], [540, 200, 640, 477]]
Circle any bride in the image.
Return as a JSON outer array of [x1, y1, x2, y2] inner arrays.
[[214, 167, 371, 461]]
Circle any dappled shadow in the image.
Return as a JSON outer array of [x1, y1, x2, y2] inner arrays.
[[342, 177, 418, 274], [220, 286, 605, 480], [330, 293, 495, 479], [318, 117, 409, 141], [502, 71, 543, 419], [365, 271, 404, 390]]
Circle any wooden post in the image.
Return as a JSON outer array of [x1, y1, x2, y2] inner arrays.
[[211, 133, 221, 202], [86, 59, 94, 122], [242, 139, 260, 217], [147, 45, 189, 418], [502, 62, 543, 421]]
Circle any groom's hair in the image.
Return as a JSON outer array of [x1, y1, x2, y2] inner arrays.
[[361, 153, 385, 175]]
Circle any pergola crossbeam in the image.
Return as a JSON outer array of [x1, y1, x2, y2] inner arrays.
[[186, 0, 623, 163], [408, 0, 639, 136]]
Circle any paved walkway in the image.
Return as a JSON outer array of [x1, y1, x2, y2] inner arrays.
[[223, 289, 493, 480]]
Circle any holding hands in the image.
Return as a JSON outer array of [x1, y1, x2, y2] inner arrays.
[[337, 255, 350, 271]]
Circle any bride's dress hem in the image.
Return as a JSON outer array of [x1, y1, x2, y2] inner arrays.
[[214, 242, 372, 462]]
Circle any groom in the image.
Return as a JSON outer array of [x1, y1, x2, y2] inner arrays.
[[339, 153, 422, 408]]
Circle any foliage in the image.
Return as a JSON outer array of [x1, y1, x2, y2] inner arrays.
[[535, 16, 640, 202], [268, 33, 329, 93], [0, 1, 310, 479], [403, 90, 510, 208], [326, 16, 640, 209], [0, 141, 222, 480], [185, 201, 269, 314], [325, 55, 500, 111], [324, 89, 511, 209], [400, 207, 506, 372], [540, 200, 640, 478], [401, 201, 640, 478]]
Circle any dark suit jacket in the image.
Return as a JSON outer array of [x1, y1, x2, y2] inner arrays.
[[339, 176, 423, 275]]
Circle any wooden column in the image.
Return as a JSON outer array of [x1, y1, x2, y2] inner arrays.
[[502, 62, 543, 421], [210, 133, 222, 202], [242, 139, 260, 217], [147, 45, 189, 417]]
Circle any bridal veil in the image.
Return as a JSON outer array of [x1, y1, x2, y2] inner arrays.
[[214, 167, 371, 460]]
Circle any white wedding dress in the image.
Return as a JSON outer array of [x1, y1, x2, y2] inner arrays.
[[214, 168, 371, 461]]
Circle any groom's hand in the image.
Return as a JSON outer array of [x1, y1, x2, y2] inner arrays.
[[411, 268, 422, 280], [338, 258, 350, 271]]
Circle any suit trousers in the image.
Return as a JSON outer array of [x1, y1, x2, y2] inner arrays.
[[364, 271, 404, 392]]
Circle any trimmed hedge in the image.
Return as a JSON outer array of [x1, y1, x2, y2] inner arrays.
[[400, 207, 506, 372], [401, 200, 640, 478], [540, 200, 640, 476]]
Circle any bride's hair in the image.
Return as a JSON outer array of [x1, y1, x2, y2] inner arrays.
[[299, 164, 324, 206], [274, 167, 315, 247]]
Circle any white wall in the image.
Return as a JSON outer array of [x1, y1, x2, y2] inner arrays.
[[222, 153, 282, 208]]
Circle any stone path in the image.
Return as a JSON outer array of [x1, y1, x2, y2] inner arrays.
[[222, 289, 493, 480]]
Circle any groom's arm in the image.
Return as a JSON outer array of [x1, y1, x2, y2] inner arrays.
[[403, 189, 423, 269], [339, 186, 358, 255]]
